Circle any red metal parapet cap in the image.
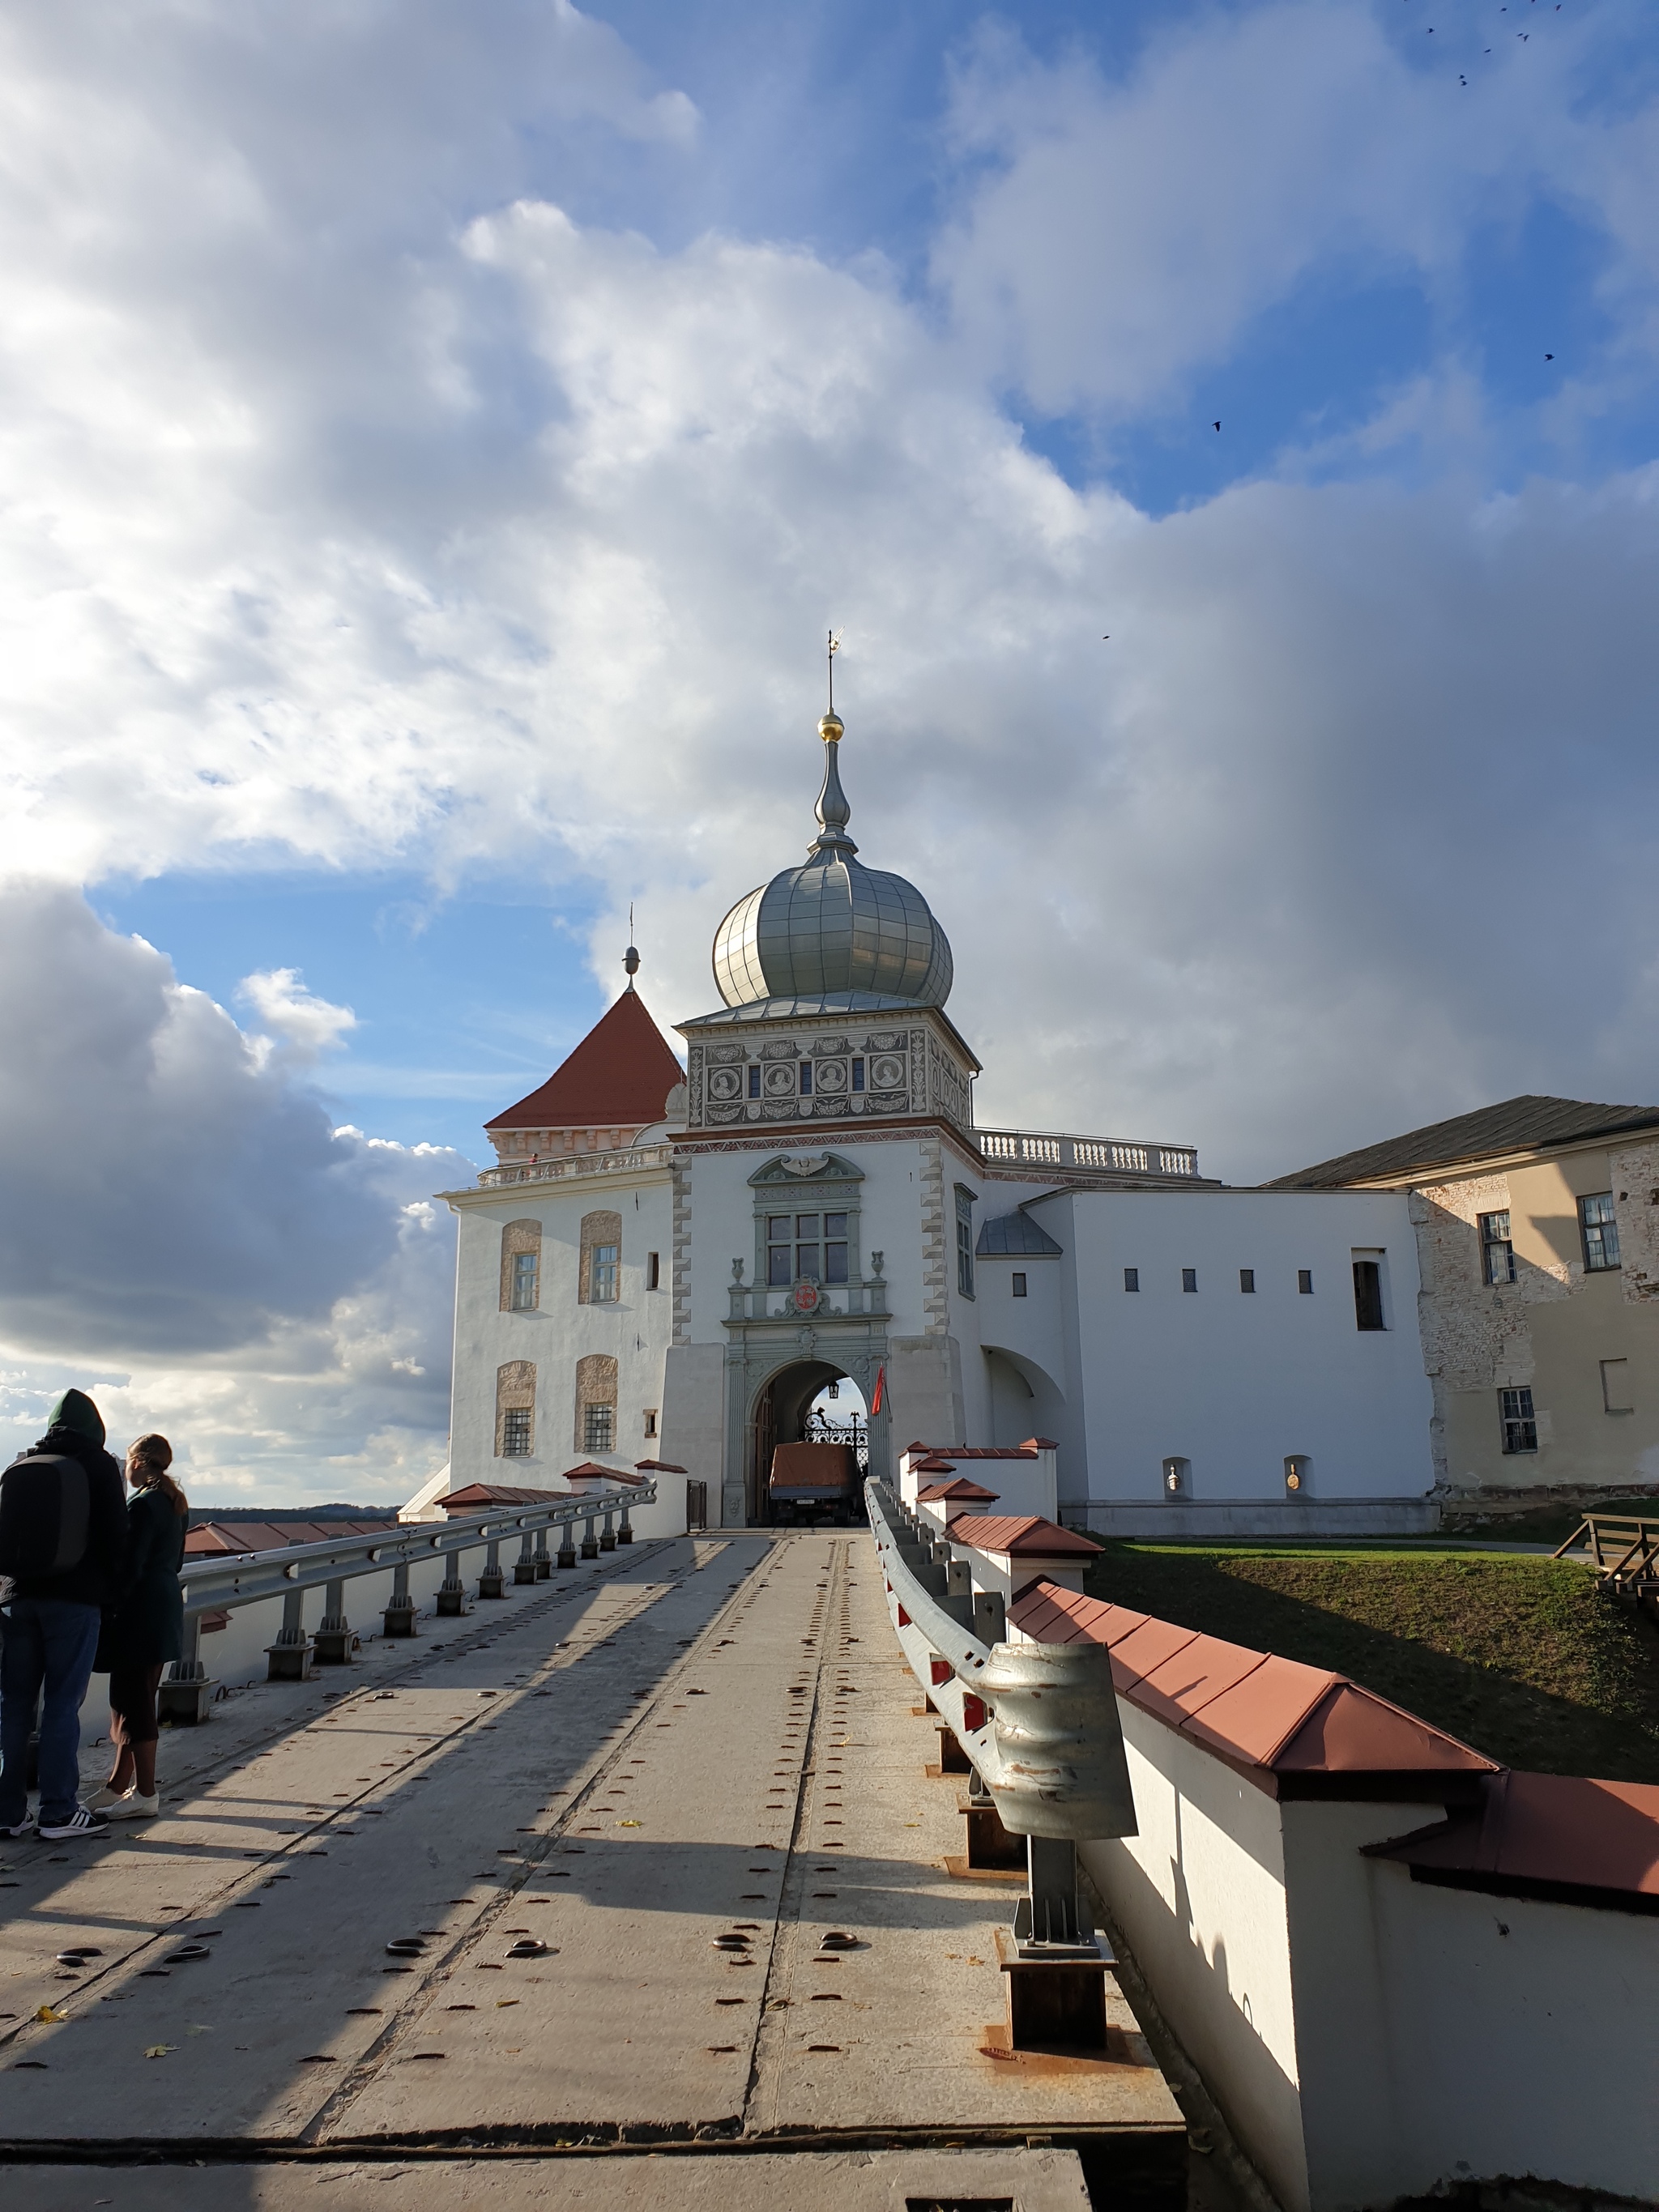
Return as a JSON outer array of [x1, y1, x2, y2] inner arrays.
[[1006, 1579, 1499, 1795], [185, 1517, 398, 1556], [916, 1477, 1000, 1502], [946, 1514, 1103, 1558], [439, 1482, 569, 1512], [1364, 1771, 1659, 1913], [911, 1455, 959, 1475], [911, 1443, 1039, 1462], [634, 1459, 689, 1473], [562, 1462, 647, 1487]]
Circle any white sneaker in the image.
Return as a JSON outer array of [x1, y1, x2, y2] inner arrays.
[[87, 1786, 130, 1811], [0, 1812, 34, 1838], [104, 1792, 159, 1820]]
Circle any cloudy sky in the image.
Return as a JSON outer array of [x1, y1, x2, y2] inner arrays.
[[2, 0, 1656, 1500]]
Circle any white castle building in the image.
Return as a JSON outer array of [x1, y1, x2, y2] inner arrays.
[[438, 705, 1436, 1536]]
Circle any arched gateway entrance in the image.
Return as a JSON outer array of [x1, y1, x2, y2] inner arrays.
[[748, 1358, 870, 1524]]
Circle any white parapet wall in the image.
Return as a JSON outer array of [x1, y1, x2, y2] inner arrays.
[[1010, 1579, 1659, 2212]]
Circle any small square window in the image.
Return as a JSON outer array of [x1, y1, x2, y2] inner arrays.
[[1011, 1272, 1027, 1298], [1181, 1268, 1197, 1294], [1239, 1268, 1255, 1294], [748, 1064, 761, 1098], [501, 1405, 531, 1458], [1124, 1267, 1139, 1292], [1298, 1269, 1314, 1294], [1580, 1194, 1620, 1272], [1499, 1387, 1536, 1454]]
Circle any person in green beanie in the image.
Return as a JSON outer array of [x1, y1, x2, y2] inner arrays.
[[0, 1388, 128, 1840]]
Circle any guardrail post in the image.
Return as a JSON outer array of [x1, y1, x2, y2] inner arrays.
[[514, 1531, 537, 1585], [313, 1578, 354, 1664], [580, 1513, 599, 1562], [971, 1590, 1006, 1644], [266, 1588, 313, 1680], [382, 1560, 417, 1638], [941, 1552, 975, 1630], [478, 1538, 505, 1600], [532, 1529, 552, 1578], [158, 1614, 214, 1726], [436, 1551, 467, 1615], [995, 1836, 1112, 2052], [961, 1763, 1025, 1871], [557, 1519, 578, 1570], [616, 1501, 634, 1545], [599, 1507, 616, 1553]]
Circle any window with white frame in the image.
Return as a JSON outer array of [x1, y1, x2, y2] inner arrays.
[[956, 1187, 976, 1298], [510, 1249, 539, 1311]]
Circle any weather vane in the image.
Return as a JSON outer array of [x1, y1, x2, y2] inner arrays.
[[827, 629, 841, 715], [623, 901, 640, 988]]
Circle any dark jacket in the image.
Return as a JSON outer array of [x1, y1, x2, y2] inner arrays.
[[2, 1425, 128, 1609], [97, 1485, 187, 1671]]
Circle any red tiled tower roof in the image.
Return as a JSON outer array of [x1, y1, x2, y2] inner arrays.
[[485, 991, 684, 1133]]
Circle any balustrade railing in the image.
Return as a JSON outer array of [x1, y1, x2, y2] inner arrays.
[[478, 1144, 674, 1189], [975, 1127, 1199, 1178]]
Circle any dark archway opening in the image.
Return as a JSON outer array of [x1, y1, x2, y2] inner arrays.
[[748, 1358, 868, 1524]]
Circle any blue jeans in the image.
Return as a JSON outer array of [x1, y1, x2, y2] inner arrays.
[[0, 1597, 100, 1826]]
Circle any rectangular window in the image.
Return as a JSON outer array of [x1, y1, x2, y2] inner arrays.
[[767, 1215, 793, 1286], [646, 1251, 660, 1291], [1012, 1272, 1028, 1298], [1181, 1268, 1197, 1294], [1353, 1259, 1385, 1330], [1580, 1193, 1620, 1272], [851, 1057, 865, 1092], [643, 1409, 659, 1438], [1124, 1267, 1139, 1292], [584, 1404, 615, 1453], [1298, 1269, 1314, 1294], [510, 1250, 539, 1311], [1601, 1358, 1632, 1413], [748, 1064, 761, 1098], [1479, 1210, 1516, 1285], [824, 1210, 849, 1284], [1239, 1268, 1255, 1294], [501, 1406, 532, 1458], [799, 1061, 812, 1095], [956, 1187, 975, 1298], [1499, 1386, 1537, 1454], [591, 1243, 620, 1302]]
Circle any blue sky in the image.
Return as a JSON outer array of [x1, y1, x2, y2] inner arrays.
[[3, 0, 1658, 1496]]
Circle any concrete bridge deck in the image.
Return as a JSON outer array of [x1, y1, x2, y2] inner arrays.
[[0, 1532, 1185, 2209]]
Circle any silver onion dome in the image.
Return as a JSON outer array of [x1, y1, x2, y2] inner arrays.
[[711, 710, 953, 1013]]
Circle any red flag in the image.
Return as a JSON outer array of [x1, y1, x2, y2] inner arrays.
[[870, 1362, 885, 1416]]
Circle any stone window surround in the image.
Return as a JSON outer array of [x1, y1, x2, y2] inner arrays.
[[495, 1358, 536, 1457], [575, 1352, 618, 1452], [579, 1208, 624, 1305], [498, 1218, 543, 1312], [745, 1153, 865, 1311]]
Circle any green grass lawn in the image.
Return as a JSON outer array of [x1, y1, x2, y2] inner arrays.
[[1081, 1544, 1659, 1784]]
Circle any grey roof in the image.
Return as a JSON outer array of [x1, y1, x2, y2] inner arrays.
[[1269, 1095, 1659, 1191], [710, 717, 953, 1013], [976, 1209, 1065, 1257]]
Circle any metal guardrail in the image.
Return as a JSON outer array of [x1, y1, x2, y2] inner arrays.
[[161, 1482, 656, 1719], [866, 1477, 1134, 1842]]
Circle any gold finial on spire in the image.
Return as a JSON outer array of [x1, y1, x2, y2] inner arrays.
[[819, 629, 844, 743]]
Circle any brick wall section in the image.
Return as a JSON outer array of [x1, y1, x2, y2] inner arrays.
[[1612, 1142, 1659, 1303]]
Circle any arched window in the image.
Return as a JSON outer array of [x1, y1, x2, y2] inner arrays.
[[580, 1210, 622, 1305], [495, 1360, 536, 1457], [499, 1219, 542, 1312], [575, 1353, 618, 1454]]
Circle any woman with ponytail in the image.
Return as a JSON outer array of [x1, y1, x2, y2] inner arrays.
[[92, 1435, 186, 1818]]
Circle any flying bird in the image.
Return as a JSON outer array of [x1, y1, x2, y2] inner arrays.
[[1213, 420, 1221, 433], [1546, 353, 1554, 360]]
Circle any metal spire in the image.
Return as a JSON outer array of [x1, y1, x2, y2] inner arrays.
[[623, 903, 640, 990], [812, 632, 854, 857]]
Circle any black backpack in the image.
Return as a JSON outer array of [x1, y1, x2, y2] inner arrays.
[[0, 1454, 92, 1579]]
